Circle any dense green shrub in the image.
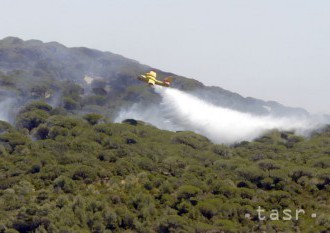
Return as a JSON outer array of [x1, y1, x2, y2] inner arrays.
[[172, 131, 211, 149], [62, 97, 80, 110], [177, 185, 200, 200], [0, 104, 329, 232], [83, 113, 103, 125], [16, 110, 50, 130]]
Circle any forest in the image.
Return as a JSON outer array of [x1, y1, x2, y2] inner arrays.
[[0, 100, 329, 232]]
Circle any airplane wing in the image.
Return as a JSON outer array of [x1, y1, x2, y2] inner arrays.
[[137, 74, 146, 81], [154, 79, 164, 85]]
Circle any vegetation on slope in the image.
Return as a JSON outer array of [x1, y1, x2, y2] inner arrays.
[[0, 101, 329, 233], [0, 36, 309, 117]]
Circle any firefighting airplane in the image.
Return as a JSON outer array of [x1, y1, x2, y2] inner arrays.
[[137, 71, 173, 87]]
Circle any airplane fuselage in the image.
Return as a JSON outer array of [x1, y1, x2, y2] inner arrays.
[[137, 71, 172, 87]]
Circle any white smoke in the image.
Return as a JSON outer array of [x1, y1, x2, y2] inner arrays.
[[115, 86, 326, 144], [0, 98, 15, 123]]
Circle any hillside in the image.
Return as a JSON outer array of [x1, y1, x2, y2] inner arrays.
[[0, 101, 329, 232], [0, 37, 328, 232], [0, 36, 308, 123]]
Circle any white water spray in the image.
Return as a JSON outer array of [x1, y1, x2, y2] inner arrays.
[[116, 86, 325, 144], [0, 98, 15, 123]]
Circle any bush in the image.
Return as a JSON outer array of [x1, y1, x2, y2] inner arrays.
[[0, 132, 30, 152], [72, 165, 98, 184], [34, 124, 50, 140], [53, 176, 76, 193], [0, 120, 14, 133], [16, 109, 50, 130], [22, 101, 52, 112], [177, 185, 200, 200], [212, 144, 232, 157], [83, 113, 103, 125], [313, 157, 330, 168], [258, 159, 281, 171], [198, 201, 218, 219], [172, 131, 210, 149], [62, 97, 80, 110], [236, 166, 266, 184], [289, 167, 314, 182], [158, 215, 193, 233]]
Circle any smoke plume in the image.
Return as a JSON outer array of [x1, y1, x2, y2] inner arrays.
[[0, 98, 16, 123], [116, 86, 326, 144]]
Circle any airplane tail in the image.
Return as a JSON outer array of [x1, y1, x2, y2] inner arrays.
[[163, 76, 173, 86], [137, 74, 145, 81]]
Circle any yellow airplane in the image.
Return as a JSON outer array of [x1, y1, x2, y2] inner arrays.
[[137, 71, 173, 87]]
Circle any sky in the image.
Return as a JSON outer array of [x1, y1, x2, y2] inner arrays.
[[0, 0, 329, 114]]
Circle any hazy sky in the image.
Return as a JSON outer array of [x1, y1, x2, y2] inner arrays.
[[1, 0, 329, 114]]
